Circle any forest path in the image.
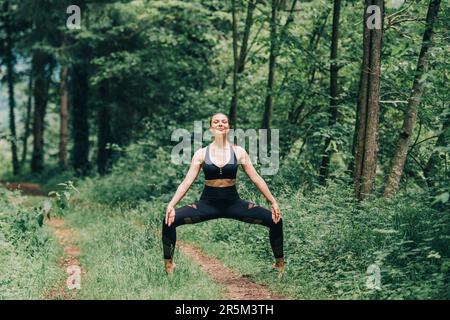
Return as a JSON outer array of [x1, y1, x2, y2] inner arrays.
[[43, 216, 83, 299], [1, 181, 48, 196], [177, 241, 287, 300]]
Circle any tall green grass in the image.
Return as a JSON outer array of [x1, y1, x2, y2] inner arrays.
[[0, 191, 63, 299], [180, 183, 449, 299], [64, 197, 223, 299]]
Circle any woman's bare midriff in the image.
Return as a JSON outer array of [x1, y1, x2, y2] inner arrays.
[[204, 179, 236, 187]]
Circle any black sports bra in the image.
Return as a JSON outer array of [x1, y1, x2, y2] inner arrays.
[[202, 145, 238, 180]]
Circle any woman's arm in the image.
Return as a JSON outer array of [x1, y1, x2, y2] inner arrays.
[[165, 148, 203, 226], [237, 146, 281, 223]]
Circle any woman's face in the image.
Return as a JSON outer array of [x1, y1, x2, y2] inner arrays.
[[210, 114, 229, 136]]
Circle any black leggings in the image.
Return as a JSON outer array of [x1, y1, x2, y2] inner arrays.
[[162, 198, 284, 260]]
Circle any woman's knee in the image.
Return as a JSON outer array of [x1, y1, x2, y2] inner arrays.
[[270, 217, 283, 229]]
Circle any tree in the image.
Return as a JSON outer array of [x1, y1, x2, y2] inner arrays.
[[70, 65, 90, 176], [59, 65, 68, 167], [228, 0, 257, 128], [383, 0, 442, 198], [229, 0, 239, 128], [30, 51, 52, 173], [21, 70, 32, 166], [2, 0, 19, 175], [319, 0, 341, 185], [261, 0, 279, 129], [353, 0, 384, 200]]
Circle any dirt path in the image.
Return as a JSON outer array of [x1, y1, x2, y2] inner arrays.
[[0, 181, 48, 196], [43, 217, 83, 299], [178, 241, 287, 300]]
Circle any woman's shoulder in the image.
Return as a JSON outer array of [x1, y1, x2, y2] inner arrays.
[[231, 145, 248, 162], [231, 144, 246, 153], [193, 147, 207, 161]]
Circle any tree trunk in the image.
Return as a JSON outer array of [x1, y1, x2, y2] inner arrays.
[[59, 66, 69, 167], [228, 0, 239, 128], [261, 0, 279, 130], [4, 0, 19, 175], [319, 0, 341, 185], [71, 66, 90, 176], [237, 0, 256, 74], [383, 0, 442, 198], [354, 0, 384, 200], [21, 70, 32, 166], [31, 52, 49, 173]]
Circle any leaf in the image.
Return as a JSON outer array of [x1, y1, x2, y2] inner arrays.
[[427, 251, 441, 259], [373, 228, 398, 235], [433, 192, 449, 204]]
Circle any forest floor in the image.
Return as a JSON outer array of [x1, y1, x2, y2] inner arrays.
[[6, 181, 285, 300]]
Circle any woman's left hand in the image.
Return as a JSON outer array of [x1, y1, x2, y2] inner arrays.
[[271, 201, 282, 224]]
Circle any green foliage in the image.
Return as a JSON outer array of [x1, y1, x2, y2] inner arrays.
[[47, 180, 79, 216], [63, 198, 223, 299], [180, 182, 450, 299], [0, 189, 62, 299], [79, 145, 189, 205]]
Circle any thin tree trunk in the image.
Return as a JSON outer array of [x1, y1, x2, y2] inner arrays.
[[229, 0, 239, 128], [354, 0, 384, 200], [4, 0, 19, 175], [261, 0, 279, 130], [237, 0, 256, 74], [319, 0, 341, 185], [21, 70, 32, 166], [71, 66, 90, 176], [383, 0, 442, 198], [59, 66, 69, 167]]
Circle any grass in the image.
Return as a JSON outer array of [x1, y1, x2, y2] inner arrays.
[[63, 198, 224, 299], [0, 192, 64, 299], [178, 182, 449, 300]]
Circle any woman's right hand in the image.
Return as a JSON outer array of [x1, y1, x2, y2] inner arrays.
[[165, 206, 176, 226]]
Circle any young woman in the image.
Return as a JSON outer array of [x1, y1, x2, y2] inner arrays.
[[162, 113, 285, 276]]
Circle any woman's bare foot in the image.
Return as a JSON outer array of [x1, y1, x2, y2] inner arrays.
[[164, 259, 176, 276], [273, 258, 285, 278]]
